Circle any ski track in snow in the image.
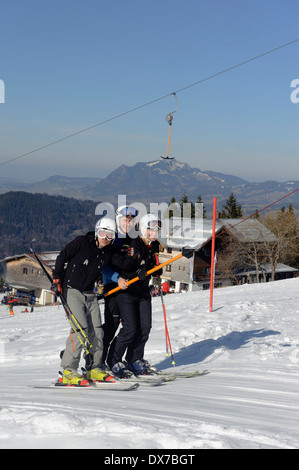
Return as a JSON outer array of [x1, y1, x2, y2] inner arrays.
[[1, 278, 299, 449]]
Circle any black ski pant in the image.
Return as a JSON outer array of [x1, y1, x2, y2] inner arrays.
[[111, 291, 152, 367], [102, 284, 121, 367]]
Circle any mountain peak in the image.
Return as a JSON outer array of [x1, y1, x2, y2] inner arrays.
[[145, 158, 190, 171], [1, 159, 298, 213]]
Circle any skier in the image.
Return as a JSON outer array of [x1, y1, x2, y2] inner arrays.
[[110, 213, 163, 378], [8, 303, 15, 316], [161, 281, 170, 295], [52, 217, 117, 386], [101, 205, 139, 368]]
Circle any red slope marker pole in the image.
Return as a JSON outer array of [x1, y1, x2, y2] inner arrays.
[[209, 197, 217, 313]]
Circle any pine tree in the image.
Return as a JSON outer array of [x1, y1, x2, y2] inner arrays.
[[165, 196, 180, 219], [165, 193, 207, 219], [196, 194, 207, 218], [180, 192, 195, 218], [220, 193, 243, 218]]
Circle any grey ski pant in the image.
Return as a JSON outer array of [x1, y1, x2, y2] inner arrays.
[[60, 288, 104, 372]]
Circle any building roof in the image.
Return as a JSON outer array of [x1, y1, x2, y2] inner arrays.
[[218, 218, 277, 242], [238, 263, 298, 276], [162, 217, 277, 250], [1, 251, 59, 271], [163, 218, 224, 249]]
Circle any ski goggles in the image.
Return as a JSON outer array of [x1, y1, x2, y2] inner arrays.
[[147, 220, 162, 230], [97, 230, 115, 240], [117, 206, 139, 217]]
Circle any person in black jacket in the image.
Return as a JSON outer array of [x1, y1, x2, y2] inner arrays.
[[101, 205, 139, 367], [52, 217, 117, 386], [110, 213, 163, 378]]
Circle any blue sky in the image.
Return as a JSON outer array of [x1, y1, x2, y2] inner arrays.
[[0, 0, 299, 183]]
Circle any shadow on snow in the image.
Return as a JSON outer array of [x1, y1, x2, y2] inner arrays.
[[155, 328, 280, 370]]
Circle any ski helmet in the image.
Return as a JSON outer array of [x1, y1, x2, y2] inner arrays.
[[116, 205, 139, 231], [139, 214, 162, 239], [95, 217, 116, 240]]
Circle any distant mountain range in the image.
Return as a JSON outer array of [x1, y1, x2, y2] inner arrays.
[[1, 159, 298, 214]]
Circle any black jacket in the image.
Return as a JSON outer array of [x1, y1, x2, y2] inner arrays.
[[111, 237, 161, 296], [53, 231, 114, 292]]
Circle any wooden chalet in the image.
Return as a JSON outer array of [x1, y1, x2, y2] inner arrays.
[[1, 252, 59, 305], [159, 218, 298, 292]]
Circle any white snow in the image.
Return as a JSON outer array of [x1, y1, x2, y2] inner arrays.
[[1, 278, 299, 449], [146, 161, 160, 167]]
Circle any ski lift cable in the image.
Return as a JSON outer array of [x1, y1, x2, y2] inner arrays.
[[0, 93, 173, 168], [174, 38, 299, 95], [0, 38, 299, 168]]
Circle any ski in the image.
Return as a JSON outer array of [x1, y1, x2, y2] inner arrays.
[[151, 369, 209, 379], [117, 376, 169, 386], [31, 381, 139, 391], [81, 366, 176, 386], [135, 374, 176, 383], [88, 381, 139, 391]]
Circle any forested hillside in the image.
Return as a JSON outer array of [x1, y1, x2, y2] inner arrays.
[[0, 192, 100, 266]]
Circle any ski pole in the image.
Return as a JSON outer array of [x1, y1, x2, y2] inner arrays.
[[159, 285, 175, 366], [29, 248, 92, 356], [162, 295, 170, 356], [104, 253, 184, 298], [159, 283, 169, 355], [58, 294, 92, 356]]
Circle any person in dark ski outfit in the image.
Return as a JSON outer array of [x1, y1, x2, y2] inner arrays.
[[110, 213, 163, 378], [101, 205, 139, 368], [52, 217, 117, 386]]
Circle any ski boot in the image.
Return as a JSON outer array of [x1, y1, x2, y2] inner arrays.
[[60, 369, 90, 387], [141, 359, 158, 374], [85, 367, 116, 383], [128, 359, 155, 376], [111, 362, 134, 379]]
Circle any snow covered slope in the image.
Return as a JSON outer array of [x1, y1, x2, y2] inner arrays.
[[1, 278, 299, 449]]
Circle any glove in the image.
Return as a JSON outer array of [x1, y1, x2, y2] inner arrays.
[[121, 245, 135, 257], [136, 267, 147, 281], [182, 247, 194, 259], [51, 279, 63, 295]]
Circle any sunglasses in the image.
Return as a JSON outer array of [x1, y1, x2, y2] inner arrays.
[[117, 206, 139, 217], [98, 230, 115, 240]]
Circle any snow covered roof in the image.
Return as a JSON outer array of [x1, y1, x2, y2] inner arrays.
[[218, 218, 277, 242], [1, 252, 59, 271], [244, 263, 298, 275], [163, 217, 277, 250], [35, 252, 59, 269], [163, 218, 224, 249]]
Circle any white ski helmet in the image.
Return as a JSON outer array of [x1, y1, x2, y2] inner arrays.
[[139, 214, 162, 239], [95, 217, 116, 239], [116, 205, 139, 230]]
